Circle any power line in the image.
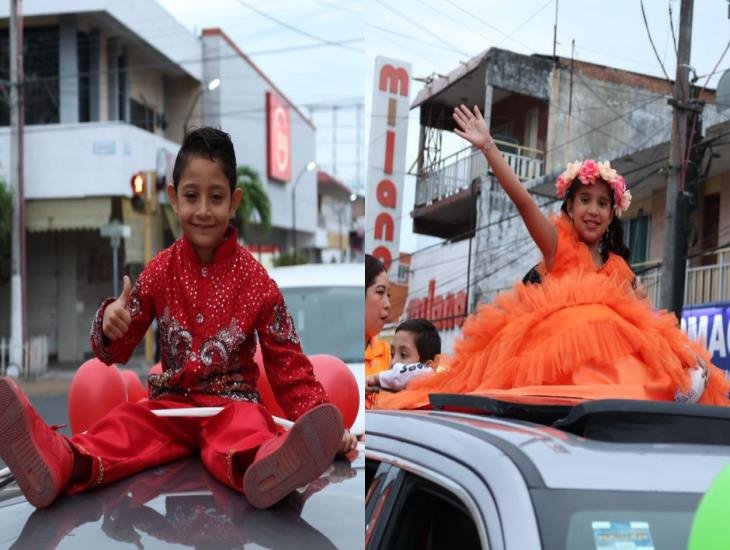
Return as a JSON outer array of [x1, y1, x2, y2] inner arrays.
[[668, 0, 679, 60], [313, 0, 364, 16], [234, 0, 362, 53], [442, 0, 535, 52], [495, 0, 555, 49], [375, 0, 470, 57], [639, 0, 673, 83], [418, 0, 495, 46], [366, 23, 467, 55]]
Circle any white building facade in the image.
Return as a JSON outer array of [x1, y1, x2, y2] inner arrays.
[[0, 1, 319, 363]]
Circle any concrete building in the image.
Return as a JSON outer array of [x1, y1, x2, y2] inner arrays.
[[316, 171, 355, 263], [200, 28, 318, 253], [406, 47, 729, 353], [0, 1, 319, 364]]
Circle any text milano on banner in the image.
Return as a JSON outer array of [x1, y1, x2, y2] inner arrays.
[[365, 56, 412, 273]]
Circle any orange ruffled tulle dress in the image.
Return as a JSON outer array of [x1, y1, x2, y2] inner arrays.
[[376, 214, 730, 410]]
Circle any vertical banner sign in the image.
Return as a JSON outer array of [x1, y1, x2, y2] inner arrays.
[[266, 92, 291, 182], [365, 57, 411, 272]]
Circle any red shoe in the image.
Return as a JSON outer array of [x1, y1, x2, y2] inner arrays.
[[243, 403, 343, 509], [0, 377, 74, 508]]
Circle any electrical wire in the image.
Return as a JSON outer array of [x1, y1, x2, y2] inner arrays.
[[639, 0, 673, 83]]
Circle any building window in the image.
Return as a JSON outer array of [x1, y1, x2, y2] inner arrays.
[[130, 98, 155, 132], [0, 26, 60, 126], [117, 53, 127, 121], [396, 262, 410, 283], [77, 31, 90, 123], [625, 213, 650, 265]]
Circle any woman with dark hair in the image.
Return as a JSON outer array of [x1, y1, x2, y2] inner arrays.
[[365, 254, 391, 382]]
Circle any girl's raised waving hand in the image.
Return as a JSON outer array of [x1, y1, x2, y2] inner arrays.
[[452, 104, 557, 269]]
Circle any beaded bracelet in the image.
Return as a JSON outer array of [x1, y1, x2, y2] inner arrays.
[[481, 139, 495, 154]]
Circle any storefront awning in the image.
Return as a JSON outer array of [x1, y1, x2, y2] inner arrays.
[[26, 198, 112, 233]]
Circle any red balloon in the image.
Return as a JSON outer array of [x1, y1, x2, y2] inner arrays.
[[120, 369, 146, 403], [254, 345, 287, 418], [309, 354, 359, 429], [68, 359, 127, 434]]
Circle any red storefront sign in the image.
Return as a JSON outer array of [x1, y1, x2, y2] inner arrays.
[[266, 92, 291, 182], [406, 279, 467, 331]]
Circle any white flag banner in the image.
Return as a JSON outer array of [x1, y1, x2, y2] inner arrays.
[[365, 56, 412, 274]]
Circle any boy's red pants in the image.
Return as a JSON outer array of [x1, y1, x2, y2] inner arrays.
[[67, 399, 278, 494]]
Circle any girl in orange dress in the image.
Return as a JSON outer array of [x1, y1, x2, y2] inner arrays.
[[376, 105, 729, 410]]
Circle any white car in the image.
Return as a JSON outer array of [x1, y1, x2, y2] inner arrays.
[[268, 263, 364, 435]]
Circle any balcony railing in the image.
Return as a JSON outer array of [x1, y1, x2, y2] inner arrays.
[[636, 248, 730, 307], [415, 140, 545, 208]]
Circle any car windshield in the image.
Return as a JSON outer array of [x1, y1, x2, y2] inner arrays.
[[280, 286, 363, 363], [531, 488, 700, 550]]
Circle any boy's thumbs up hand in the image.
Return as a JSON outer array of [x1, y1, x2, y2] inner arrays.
[[119, 275, 132, 304], [102, 276, 133, 341]]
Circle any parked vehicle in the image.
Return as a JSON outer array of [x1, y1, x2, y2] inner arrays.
[[0, 453, 363, 549], [0, 262, 366, 548], [365, 394, 730, 549], [268, 263, 364, 435]]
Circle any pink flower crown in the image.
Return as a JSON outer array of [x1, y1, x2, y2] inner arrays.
[[555, 159, 632, 217]]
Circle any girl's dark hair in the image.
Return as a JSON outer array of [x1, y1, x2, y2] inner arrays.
[[561, 179, 631, 263], [366, 253, 387, 291], [173, 127, 237, 192]]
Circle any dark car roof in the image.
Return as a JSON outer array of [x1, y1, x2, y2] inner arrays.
[[0, 454, 363, 549], [367, 408, 730, 494]]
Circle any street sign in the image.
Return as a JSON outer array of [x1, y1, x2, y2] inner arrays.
[[100, 220, 131, 239], [100, 221, 131, 296]]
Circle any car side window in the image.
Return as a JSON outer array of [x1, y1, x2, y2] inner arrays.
[[365, 457, 379, 494], [366, 460, 402, 549], [381, 473, 481, 550]]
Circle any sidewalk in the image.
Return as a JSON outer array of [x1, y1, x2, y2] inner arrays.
[[12, 355, 153, 397], [15, 369, 74, 397]]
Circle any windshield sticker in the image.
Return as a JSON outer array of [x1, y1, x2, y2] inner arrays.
[[592, 521, 655, 550]]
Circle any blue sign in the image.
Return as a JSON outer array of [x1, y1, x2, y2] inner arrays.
[[92, 140, 116, 155], [681, 302, 730, 373]]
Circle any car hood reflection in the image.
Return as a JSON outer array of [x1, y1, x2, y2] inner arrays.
[[8, 456, 359, 549]]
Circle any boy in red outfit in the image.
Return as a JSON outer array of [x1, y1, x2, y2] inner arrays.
[[0, 127, 356, 509]]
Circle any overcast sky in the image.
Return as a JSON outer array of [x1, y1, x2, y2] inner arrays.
[[365, 0, 730, 252], [157, 1, 729, 253]]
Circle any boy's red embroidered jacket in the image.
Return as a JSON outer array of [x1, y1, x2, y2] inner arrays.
[[90, 227, 328, 420]]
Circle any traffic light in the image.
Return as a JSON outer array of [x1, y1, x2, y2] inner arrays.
[[131, 172, 145, 212]]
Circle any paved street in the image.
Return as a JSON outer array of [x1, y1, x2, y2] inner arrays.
[[0, 366, 152, 469]]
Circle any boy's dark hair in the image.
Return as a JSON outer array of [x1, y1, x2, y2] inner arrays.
[[172, 127, 237, 193], [366, 253, 387, 291], [561, 179, 631, 263], [396, 318, 441, 362]]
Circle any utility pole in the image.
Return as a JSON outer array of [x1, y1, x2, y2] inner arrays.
[[660, 0, 693, 318], [144, 171, 155, 363], [9, 0, 26, 371], [332, 106, 337, 178]]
